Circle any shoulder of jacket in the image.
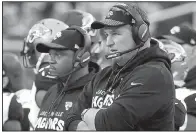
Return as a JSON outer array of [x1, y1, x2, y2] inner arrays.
[[42, 84, 58, 100], [133, 63, 164, 76]]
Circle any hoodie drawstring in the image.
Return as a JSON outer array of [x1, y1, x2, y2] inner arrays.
[[45, 73, 72, 125]]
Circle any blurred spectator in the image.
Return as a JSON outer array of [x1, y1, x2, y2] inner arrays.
[[3, 52, 25, 92], [51, 2, 73, 20], [91, 29, 112, 69], [158, 23, 196, 70], [3, 52, 30, 131], [157, 23, 196, 130]]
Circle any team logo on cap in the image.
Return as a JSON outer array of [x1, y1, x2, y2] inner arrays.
[[53, 31, 62, 40], [170, 26, 180, 34], [107, 11, 114, 18]]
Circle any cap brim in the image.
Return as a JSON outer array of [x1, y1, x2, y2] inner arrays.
[[36, 42, 67, 53], [162, 35, 185, 44], [91, 19, 125, 29]]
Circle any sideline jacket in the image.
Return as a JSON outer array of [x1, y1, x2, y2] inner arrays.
[[28, 74, 57, 130], [65, 39, 175, 131], [34, 62, 99, 131]]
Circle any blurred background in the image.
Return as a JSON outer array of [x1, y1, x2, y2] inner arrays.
[[3, 1, 196, 88]]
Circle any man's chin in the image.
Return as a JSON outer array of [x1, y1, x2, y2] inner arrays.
[[48, 71, 58, 77], [111, 56, 122, 65]]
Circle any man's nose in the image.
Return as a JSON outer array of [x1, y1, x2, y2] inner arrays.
[[47, 54, 56, 64], [106, 36, 114, 48], [48, 50, 57, 64], [50, 56, 57, 64]]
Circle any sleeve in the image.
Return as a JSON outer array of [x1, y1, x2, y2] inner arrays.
[[20, 108, 30, 131], [9, 95, 24, 122], [64, 74, 96, 130], [174, 98, 186, 130], [3, 120, 22, 131], [95, 67, 174, 130]]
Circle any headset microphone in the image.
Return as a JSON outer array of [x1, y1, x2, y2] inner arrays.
[[44, 56, 90, 79], [57, 64, 83, 79], [105, 44, 143, 59]]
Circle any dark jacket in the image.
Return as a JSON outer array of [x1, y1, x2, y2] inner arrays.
[[183, 66, 196, 130], [174, 98, 186, 131], [65, 39, 175, 131], [34, 63, 98, 131], [184, 66, 196, 90]]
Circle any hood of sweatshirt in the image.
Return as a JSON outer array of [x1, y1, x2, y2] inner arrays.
[[112, 38, 171, 74]]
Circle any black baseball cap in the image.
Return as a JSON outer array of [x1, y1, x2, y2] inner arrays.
[[36, 29, 83, 53], [161, 24, 196, 46], [91, 3, 149, 29]]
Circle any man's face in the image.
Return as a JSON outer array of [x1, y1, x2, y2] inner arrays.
[[182, 44, 196, 69], [105, 25, 136, 65], [91, 29, 110, 65], [171, 60, 188, 81], [48, 49, 74, 77], [104, 25, 136, 65]]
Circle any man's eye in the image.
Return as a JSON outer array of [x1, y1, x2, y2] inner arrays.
[[112, 32, 119, 36], [104, 32, 108, 37], [56, 53, 61, 58]]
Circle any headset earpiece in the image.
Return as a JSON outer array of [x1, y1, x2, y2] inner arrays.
[[138, 23, 149, 42], [67, 26, 92, 68], [114, 4, 150, 46]]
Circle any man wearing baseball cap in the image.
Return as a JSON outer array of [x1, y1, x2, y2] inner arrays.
[[62, 10, 103, 68], [65, 3, 175, 131], [3, 53, 28, 131], [34, 26, 99, 131]]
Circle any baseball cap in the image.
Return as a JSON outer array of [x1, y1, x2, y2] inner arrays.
[[36, 29, 83, 53], [62, 10, 95, 29], [162, 24, 196, 46], [63, 10, 85, 27], [91, 3, 149, 29]]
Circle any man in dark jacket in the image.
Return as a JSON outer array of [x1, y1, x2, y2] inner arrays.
[[22, 11, 100, 129], [34, 26, 99, 131], [64, 3, 175, 131]]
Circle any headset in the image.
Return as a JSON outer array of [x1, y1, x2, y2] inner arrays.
[[105, 3, 151, 59], [67, 25, 92, 68], [54, 26, 92, 79]]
